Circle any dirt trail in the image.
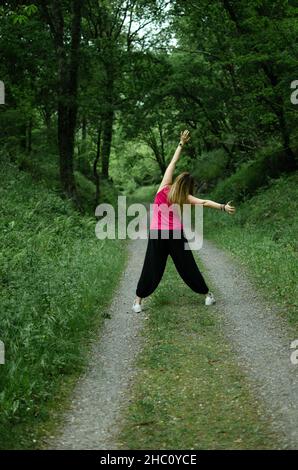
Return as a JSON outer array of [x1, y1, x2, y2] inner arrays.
[[49, 238, 147, 450], [50, 233, 297, 450], [199, 240, 298, 449]]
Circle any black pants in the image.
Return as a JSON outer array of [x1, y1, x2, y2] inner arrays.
[[136, 229, 209, 298]]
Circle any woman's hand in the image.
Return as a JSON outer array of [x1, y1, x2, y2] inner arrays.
[[225, 201, 236, 214], [180, 129, 190, 145]]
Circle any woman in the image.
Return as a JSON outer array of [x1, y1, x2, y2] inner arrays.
[[132, 130, 235, 313]]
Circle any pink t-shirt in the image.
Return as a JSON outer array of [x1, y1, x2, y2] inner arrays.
[[150, 185, 183, 230]]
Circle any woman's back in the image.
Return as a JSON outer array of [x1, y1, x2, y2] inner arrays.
[[150, 184, 183, 230]]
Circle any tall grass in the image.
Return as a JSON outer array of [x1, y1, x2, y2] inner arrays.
[[0, 160, 126, 448], [204, 174, 298, 331]]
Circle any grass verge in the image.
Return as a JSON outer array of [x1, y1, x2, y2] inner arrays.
[[0, 160, 127, 449], [204, 174, 298, 333]]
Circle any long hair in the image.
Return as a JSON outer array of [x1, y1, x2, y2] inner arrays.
[[168, 172, 195, 209]]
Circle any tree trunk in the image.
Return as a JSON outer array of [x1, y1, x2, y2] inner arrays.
[[157, 121, 166, 170], [44, 108, 52, 146], [154, 149, 167, 175], [80, 115, 87, 155], [261, 64, 297, 171], [26, 118, 33, 153], [101, 61, 115, 179], [41, 0, 83, 204], [101, 108, 114, 179], [145, 128, 167, 175], [93, 123, 102, 208]]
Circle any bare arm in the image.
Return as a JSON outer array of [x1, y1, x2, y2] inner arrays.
[[157, 130, 190, 193], [188, 194, 236, 214]]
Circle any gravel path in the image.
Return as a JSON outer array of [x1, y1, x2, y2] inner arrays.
[[50, 231, 297, 450], [49, 237, 147, 450], [199, 240, 298, 449]]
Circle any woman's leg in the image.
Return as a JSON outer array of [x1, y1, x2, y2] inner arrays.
[[169, 233, 209, 294], [136, 234, 169, 299]]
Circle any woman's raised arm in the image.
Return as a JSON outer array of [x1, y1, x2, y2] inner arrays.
[[157, 130, 190, 193]]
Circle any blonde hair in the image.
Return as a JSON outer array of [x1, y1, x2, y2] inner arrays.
[[168, 172, 195, 209]]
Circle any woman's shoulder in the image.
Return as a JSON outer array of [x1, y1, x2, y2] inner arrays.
[[156, 183, 171, 194]]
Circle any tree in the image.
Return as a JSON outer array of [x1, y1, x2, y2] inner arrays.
[[41, 0, 83, 203], [170, 0, 298, 173]]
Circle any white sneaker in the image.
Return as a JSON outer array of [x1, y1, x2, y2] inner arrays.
[[132, 300, 142, 313], [205, 292, 216, 306]]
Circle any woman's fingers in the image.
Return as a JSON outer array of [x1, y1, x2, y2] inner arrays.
[[180, 129, 190, 145], [224, 201, 235, 214], [227, 205, 236, 214], [181, 129, 190, 142]]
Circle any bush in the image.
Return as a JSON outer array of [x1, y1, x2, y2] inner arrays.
[[191, 148, 228, 187], [211, 145, 296, 202], [204, 173, 298, 330]]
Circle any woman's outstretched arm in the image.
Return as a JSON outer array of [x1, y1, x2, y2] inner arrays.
[[157, 130, 190, 192], [188, 195, 236, 214]]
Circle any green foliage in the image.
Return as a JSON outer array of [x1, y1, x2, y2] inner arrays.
[[110, 138, 160, 193], [0, 159, 126, 448], [127, 184, 158, 205], [210, 145, 295, 202], [1, 0, 297, 448], [11, 5, 38, 25], [10, 4, 38, 25], [1, 0, 297, 202], [204, 173, 298, 330], [192, 149, 228, 185]]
